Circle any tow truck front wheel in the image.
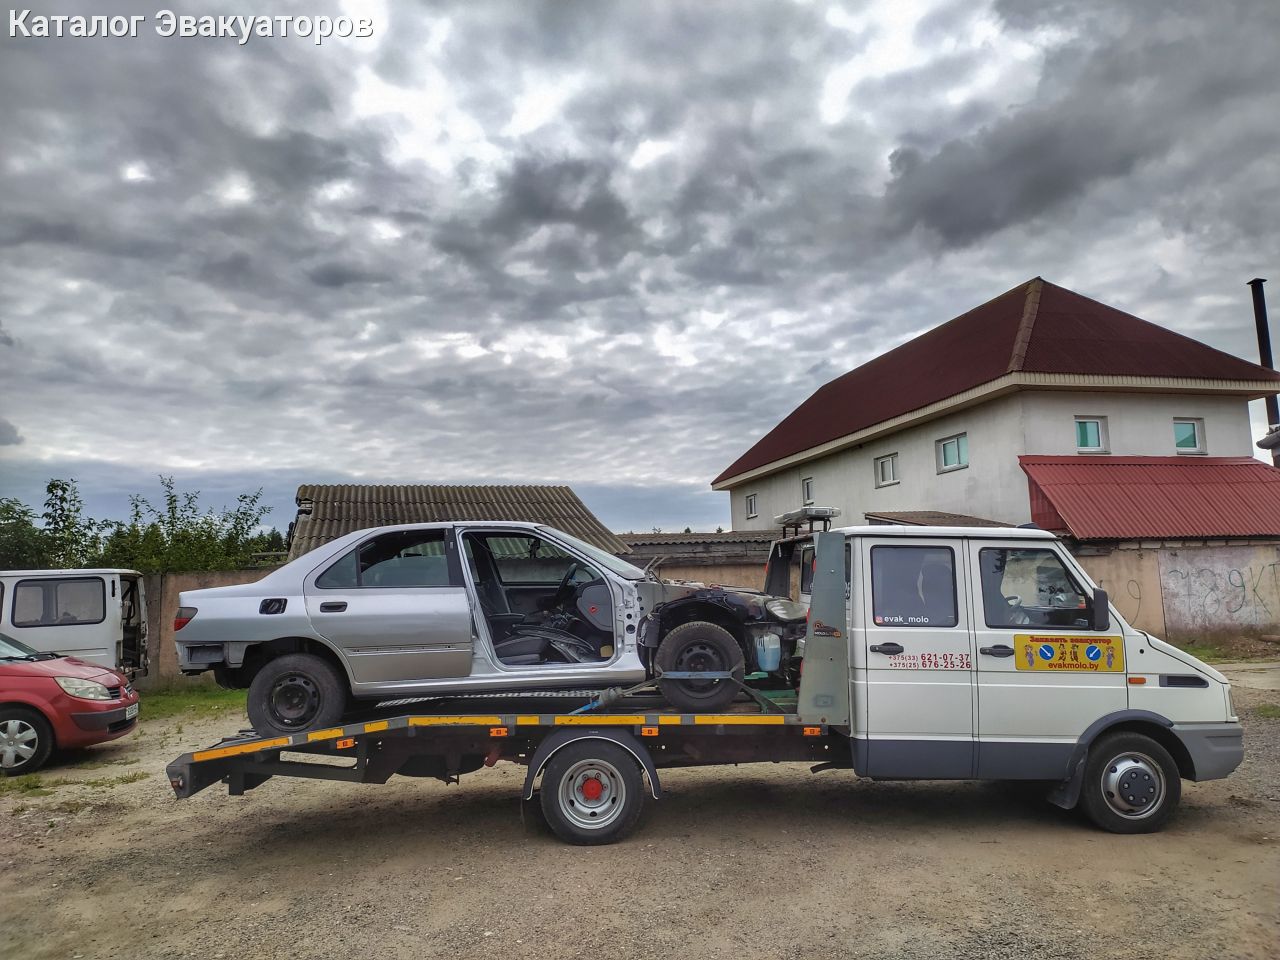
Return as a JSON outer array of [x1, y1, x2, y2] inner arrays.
[[539, 741, 646, 845], [655, 621, 745, 712], [247, 653, 347, 736], [1080, 732, 1181, 834]]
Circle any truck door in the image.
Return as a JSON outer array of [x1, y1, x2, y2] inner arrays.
[[303, 528, 473, 685], [966, 540, 1126, 779], [860, 538, 975, 778]]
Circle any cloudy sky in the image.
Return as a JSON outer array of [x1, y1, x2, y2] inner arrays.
[[2, 0, 1278, 534]]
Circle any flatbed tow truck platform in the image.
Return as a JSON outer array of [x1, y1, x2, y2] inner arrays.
[[168, 532, 858, 845], [166, 692, 841, 844]]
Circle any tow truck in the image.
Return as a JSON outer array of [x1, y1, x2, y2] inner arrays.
[[168, 526, 1244, 844]]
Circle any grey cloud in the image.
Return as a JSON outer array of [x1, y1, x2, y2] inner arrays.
[[0, 418, 23, 446], [1, 0, 1276, 532]]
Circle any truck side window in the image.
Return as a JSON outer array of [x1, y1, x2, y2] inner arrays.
[[978, 548, 1091, 629], [11, 578, 106, 627], [870, 546, 957, 628], [316, 532, 452, 588]]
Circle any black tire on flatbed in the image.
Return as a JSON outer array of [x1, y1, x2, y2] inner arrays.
[[246, 653, 347, 736], [654, 620, 745, 712]]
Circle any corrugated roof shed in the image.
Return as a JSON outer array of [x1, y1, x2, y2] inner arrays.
[[864, 511, 1010, 527], [1021, 456, 1280, 540], [288, 484, 628, 559], [715, 278, 1280, 485]]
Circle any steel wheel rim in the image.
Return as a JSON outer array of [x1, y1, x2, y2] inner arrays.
[[673, 640, 725, 694], [0, 719, 39, 769], [1100, 751, 1166, 819], [269, 674, 321, 728], [558, 758, 626, 830]]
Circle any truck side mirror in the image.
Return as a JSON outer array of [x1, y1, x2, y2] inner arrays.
[[1093, 588, 1110, 632]]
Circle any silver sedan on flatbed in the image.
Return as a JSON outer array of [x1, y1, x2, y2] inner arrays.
[[175, 522, 807, 735]]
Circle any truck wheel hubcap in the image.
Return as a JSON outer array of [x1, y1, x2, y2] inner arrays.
[[0, 719, 38, 769], [559, 759, 625, 829], [1101, 752, 1165, 819], [269, 674, 321, 727]]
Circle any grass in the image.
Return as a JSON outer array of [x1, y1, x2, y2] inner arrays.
[[78, 771, 149, 788], [1179, 642, 1236, 664], [1255, 703, 1280, 720], [0, 774, 66, 798], [137, 685, 247, 722], [1173, 634, 1278, 663]]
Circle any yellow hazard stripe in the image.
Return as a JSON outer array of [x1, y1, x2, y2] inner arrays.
[[306, 727, 343, 742], [408, 715, 502, 727], [692, 714, 787, 725], [363, 720, 389, 732], [193, 736, 291, 762], [658, 715, 683, 725], [554, 714, 647, 725]]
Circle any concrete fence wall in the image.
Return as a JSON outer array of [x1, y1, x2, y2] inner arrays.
[[1080, 541, 1280, 642], [138, 568, 277, 689]]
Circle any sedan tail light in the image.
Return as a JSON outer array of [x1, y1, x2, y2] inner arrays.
[[174, 607, 197, 631]]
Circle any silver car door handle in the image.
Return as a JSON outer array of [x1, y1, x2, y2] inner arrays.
[[319, 601, 347, 613]]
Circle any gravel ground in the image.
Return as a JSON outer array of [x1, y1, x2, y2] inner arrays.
[[1, 675, 1277, 960]]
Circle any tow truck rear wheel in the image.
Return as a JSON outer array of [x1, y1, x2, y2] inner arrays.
[[1080, 731, 1181, 834], [246, 653, 347, 736], [654, 621, 745, 712], [538, 741, 646, 845]]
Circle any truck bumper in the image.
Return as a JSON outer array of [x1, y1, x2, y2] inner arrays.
[[1171, 721, 1244, 781]]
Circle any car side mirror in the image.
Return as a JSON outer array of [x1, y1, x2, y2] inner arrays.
[[1092, 587, 1110, 632]]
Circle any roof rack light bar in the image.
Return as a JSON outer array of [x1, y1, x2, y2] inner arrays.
[[774, 506, 841, 537]]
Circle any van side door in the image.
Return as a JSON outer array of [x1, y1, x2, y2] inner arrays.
[[303, 528, 473, 686], [967, 540, 1126, 779], [859, 537, 975, 778]]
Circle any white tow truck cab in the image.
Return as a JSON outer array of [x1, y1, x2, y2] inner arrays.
[[167, 525, 1241, 842], [795, 525, 1241, 831], [0, 568, 149, 677]]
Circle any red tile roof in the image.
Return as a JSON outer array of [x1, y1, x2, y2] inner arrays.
[[714, 278, 1280, 485], [1020, 456, 1280, 540]]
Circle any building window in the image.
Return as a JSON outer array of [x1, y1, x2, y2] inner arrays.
[[801, 477, 814, 504], [874, 453, 899, 487], [1173, 418, 1205, 454], [935, 433, 968, 473], [1075, 416, 1108, 453], [745, 493, 758, 519]]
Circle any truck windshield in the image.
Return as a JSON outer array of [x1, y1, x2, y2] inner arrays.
[[540, 528, 647, 581]]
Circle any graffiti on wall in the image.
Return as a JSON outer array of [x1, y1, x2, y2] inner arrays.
[[1158, 547, 1280, 638]]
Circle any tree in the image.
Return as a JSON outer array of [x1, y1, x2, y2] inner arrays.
[[0, 477, 280, 573], [0, 498, 50, 568], [41, 479, 108, 568], [95, 476, 274, 573]]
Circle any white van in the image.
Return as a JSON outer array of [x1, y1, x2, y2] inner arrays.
[[0, 569, 149, 677]]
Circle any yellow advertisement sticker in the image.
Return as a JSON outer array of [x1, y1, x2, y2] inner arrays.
[[1013, 634, 1124, 672]]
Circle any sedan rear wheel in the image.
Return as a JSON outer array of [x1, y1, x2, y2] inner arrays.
[[247, 653, 347, 736], [0, 708, 53, 776]]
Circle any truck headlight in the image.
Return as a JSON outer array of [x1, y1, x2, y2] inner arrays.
[[765, 599, 808, 622], [55, 677, 113, 701]]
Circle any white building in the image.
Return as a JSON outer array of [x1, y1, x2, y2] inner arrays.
[[713, 278, 1280, 529]]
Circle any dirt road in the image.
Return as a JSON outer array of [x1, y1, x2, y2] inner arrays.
[[2, 678, 1277, 960]]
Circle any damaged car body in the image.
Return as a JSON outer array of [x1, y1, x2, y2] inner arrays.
[[175, 522, 807, 735]]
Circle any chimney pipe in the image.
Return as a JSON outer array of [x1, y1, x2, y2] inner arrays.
[[1249, 278, 1280, 466]]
